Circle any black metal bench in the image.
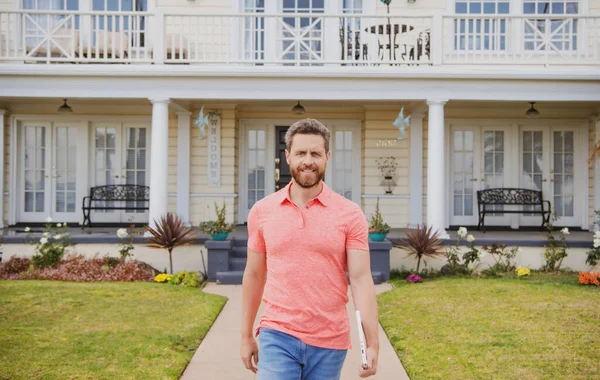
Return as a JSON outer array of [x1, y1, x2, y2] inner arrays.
[[477, 188, 551, 232], [81, 185, 150, 228]]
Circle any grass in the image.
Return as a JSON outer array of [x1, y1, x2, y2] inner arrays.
[[0, 281, 227, 380], [378, 272, 600, 380]]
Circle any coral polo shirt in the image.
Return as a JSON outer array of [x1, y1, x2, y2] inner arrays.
[[247, 181, 369, 350]]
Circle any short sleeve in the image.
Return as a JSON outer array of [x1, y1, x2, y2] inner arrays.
[[247, 203, 266, 253], [346, 208, 369, 251]]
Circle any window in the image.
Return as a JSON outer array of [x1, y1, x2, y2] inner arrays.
[[281, 0, 324, 63], [341, 0, 363, 61], [244, 0, 265, 61], [454, 0, 510, 51], [523, 0, 579, 51], [23, 0, 79, 53], [93, 0, 147, 46]]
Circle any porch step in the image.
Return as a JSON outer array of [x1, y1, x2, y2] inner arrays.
[[216, 271, 244, 285], [231, 246, 247, 258], [230, 257, 247, 271], [371, 271, 383, 285]]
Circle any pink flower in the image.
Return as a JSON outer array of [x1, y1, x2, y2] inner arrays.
[[406, 274, 422, 283]]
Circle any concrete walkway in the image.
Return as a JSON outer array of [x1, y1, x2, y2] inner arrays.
[[181, 283, 409, 380]]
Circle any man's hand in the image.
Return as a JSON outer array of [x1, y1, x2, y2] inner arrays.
[[240, 336, 259, 374], [358, 346, 378, 378]]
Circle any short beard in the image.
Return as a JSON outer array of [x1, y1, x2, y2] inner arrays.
[[290, 166, 325, 189]]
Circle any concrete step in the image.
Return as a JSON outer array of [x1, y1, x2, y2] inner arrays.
[[232, 237, 248, 247], [231, 246, 247, 258], [216, 271, 244, 285], [372, 271, 383, 285], [229, 257, 247, 271]]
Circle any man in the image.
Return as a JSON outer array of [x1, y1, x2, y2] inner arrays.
[[240, 118, 379, 379]]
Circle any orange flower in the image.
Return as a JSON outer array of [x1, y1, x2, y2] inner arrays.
[[578, 272, 600, 286]]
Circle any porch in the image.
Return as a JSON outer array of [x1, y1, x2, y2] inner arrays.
[[0, 9, 598, 67], [1, 224, 595, 247]]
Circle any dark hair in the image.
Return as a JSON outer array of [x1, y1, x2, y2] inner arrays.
[[285, 118, 331, 153]]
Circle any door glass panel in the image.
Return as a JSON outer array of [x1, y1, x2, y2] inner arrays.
[[94, 127, 117, 211], [483, 131, 505, 214], [23, 126, 46, 213], [125, 127, 147, 211], [522, 131, 543, 214], [54, 126, 77, 213], [452, 130, 474, 216], [553, 131, 574, 217], [332, 130, 353, 200], [247, 129, 266, 211]]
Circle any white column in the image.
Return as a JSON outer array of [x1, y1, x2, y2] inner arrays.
[[148, 98, 170, 228], [176, 111, 191, 226], [0, 110, 6, 229], [594, 117, 600, 231], [426, 100, 448, 237], [410, 113, 424, 227]]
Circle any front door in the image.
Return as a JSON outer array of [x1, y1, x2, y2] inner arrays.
[[519, 127, 580, 227], [449, 124, 512, 227], [275, 126, 291, 191], [90, 122, 150, 224], [19, 122, 83, 224]]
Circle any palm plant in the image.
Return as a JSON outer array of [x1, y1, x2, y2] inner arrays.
[[395, 224, 445, 273], [144, 213, 196, 274]]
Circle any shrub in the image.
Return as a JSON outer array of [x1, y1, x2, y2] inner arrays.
[[0, 254, 158, 282], [145, 213, 196, 274], [482, 243, 519, 273], [0, 256, 31, 275], [394, 224, 444, 273], [578, 272, 600, 286], [30, 219, 73, 269], [445, 227, 483, 275], [541, 221, 568, 272]]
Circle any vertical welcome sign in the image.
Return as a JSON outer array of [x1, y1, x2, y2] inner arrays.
[[207, 112, 221, 187]]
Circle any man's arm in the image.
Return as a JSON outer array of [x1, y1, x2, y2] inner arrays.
[[348, 248, 379, 377], [240, 248, 267, 374]]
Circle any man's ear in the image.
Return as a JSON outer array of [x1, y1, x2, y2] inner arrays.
[[285, 149, 290, 165]]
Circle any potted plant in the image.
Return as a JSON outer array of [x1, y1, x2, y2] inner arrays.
[[199, 202, 234, 241], [368, 197, 390, 241]]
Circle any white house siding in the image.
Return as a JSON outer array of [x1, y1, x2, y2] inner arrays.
[[188, 108, 237, 226], [363, 109, 411, 228]]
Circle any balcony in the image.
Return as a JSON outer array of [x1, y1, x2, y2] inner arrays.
[[0, 10, 598, 67]]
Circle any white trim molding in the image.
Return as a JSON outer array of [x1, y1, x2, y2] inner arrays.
[[0, 110, 7, 228], [176, 111, 191, 224], [409, 113, 424, 227]]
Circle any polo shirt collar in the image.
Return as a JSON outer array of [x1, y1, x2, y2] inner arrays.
[[277, 181, 331, 207]]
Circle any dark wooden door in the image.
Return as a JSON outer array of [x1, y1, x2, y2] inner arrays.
[[275, 126, 291, 191]]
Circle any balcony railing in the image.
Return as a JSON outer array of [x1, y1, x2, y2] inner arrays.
[[0, 10, 597, 67]]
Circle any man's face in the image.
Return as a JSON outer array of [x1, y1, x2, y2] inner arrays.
[[285, 133, 330, 189]]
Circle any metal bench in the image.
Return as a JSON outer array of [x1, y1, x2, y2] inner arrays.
[[477, 188, 551, 232], [81, 185, 149, 228]]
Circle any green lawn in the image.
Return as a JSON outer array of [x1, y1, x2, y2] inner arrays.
[[0, 281, 227, 380], [378, 273, 600, 380]]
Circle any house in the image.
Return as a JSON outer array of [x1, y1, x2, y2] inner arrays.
[[1, 0, 599, 280]]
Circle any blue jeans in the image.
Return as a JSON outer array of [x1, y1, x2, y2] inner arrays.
[[257, 328, 348, 380]]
